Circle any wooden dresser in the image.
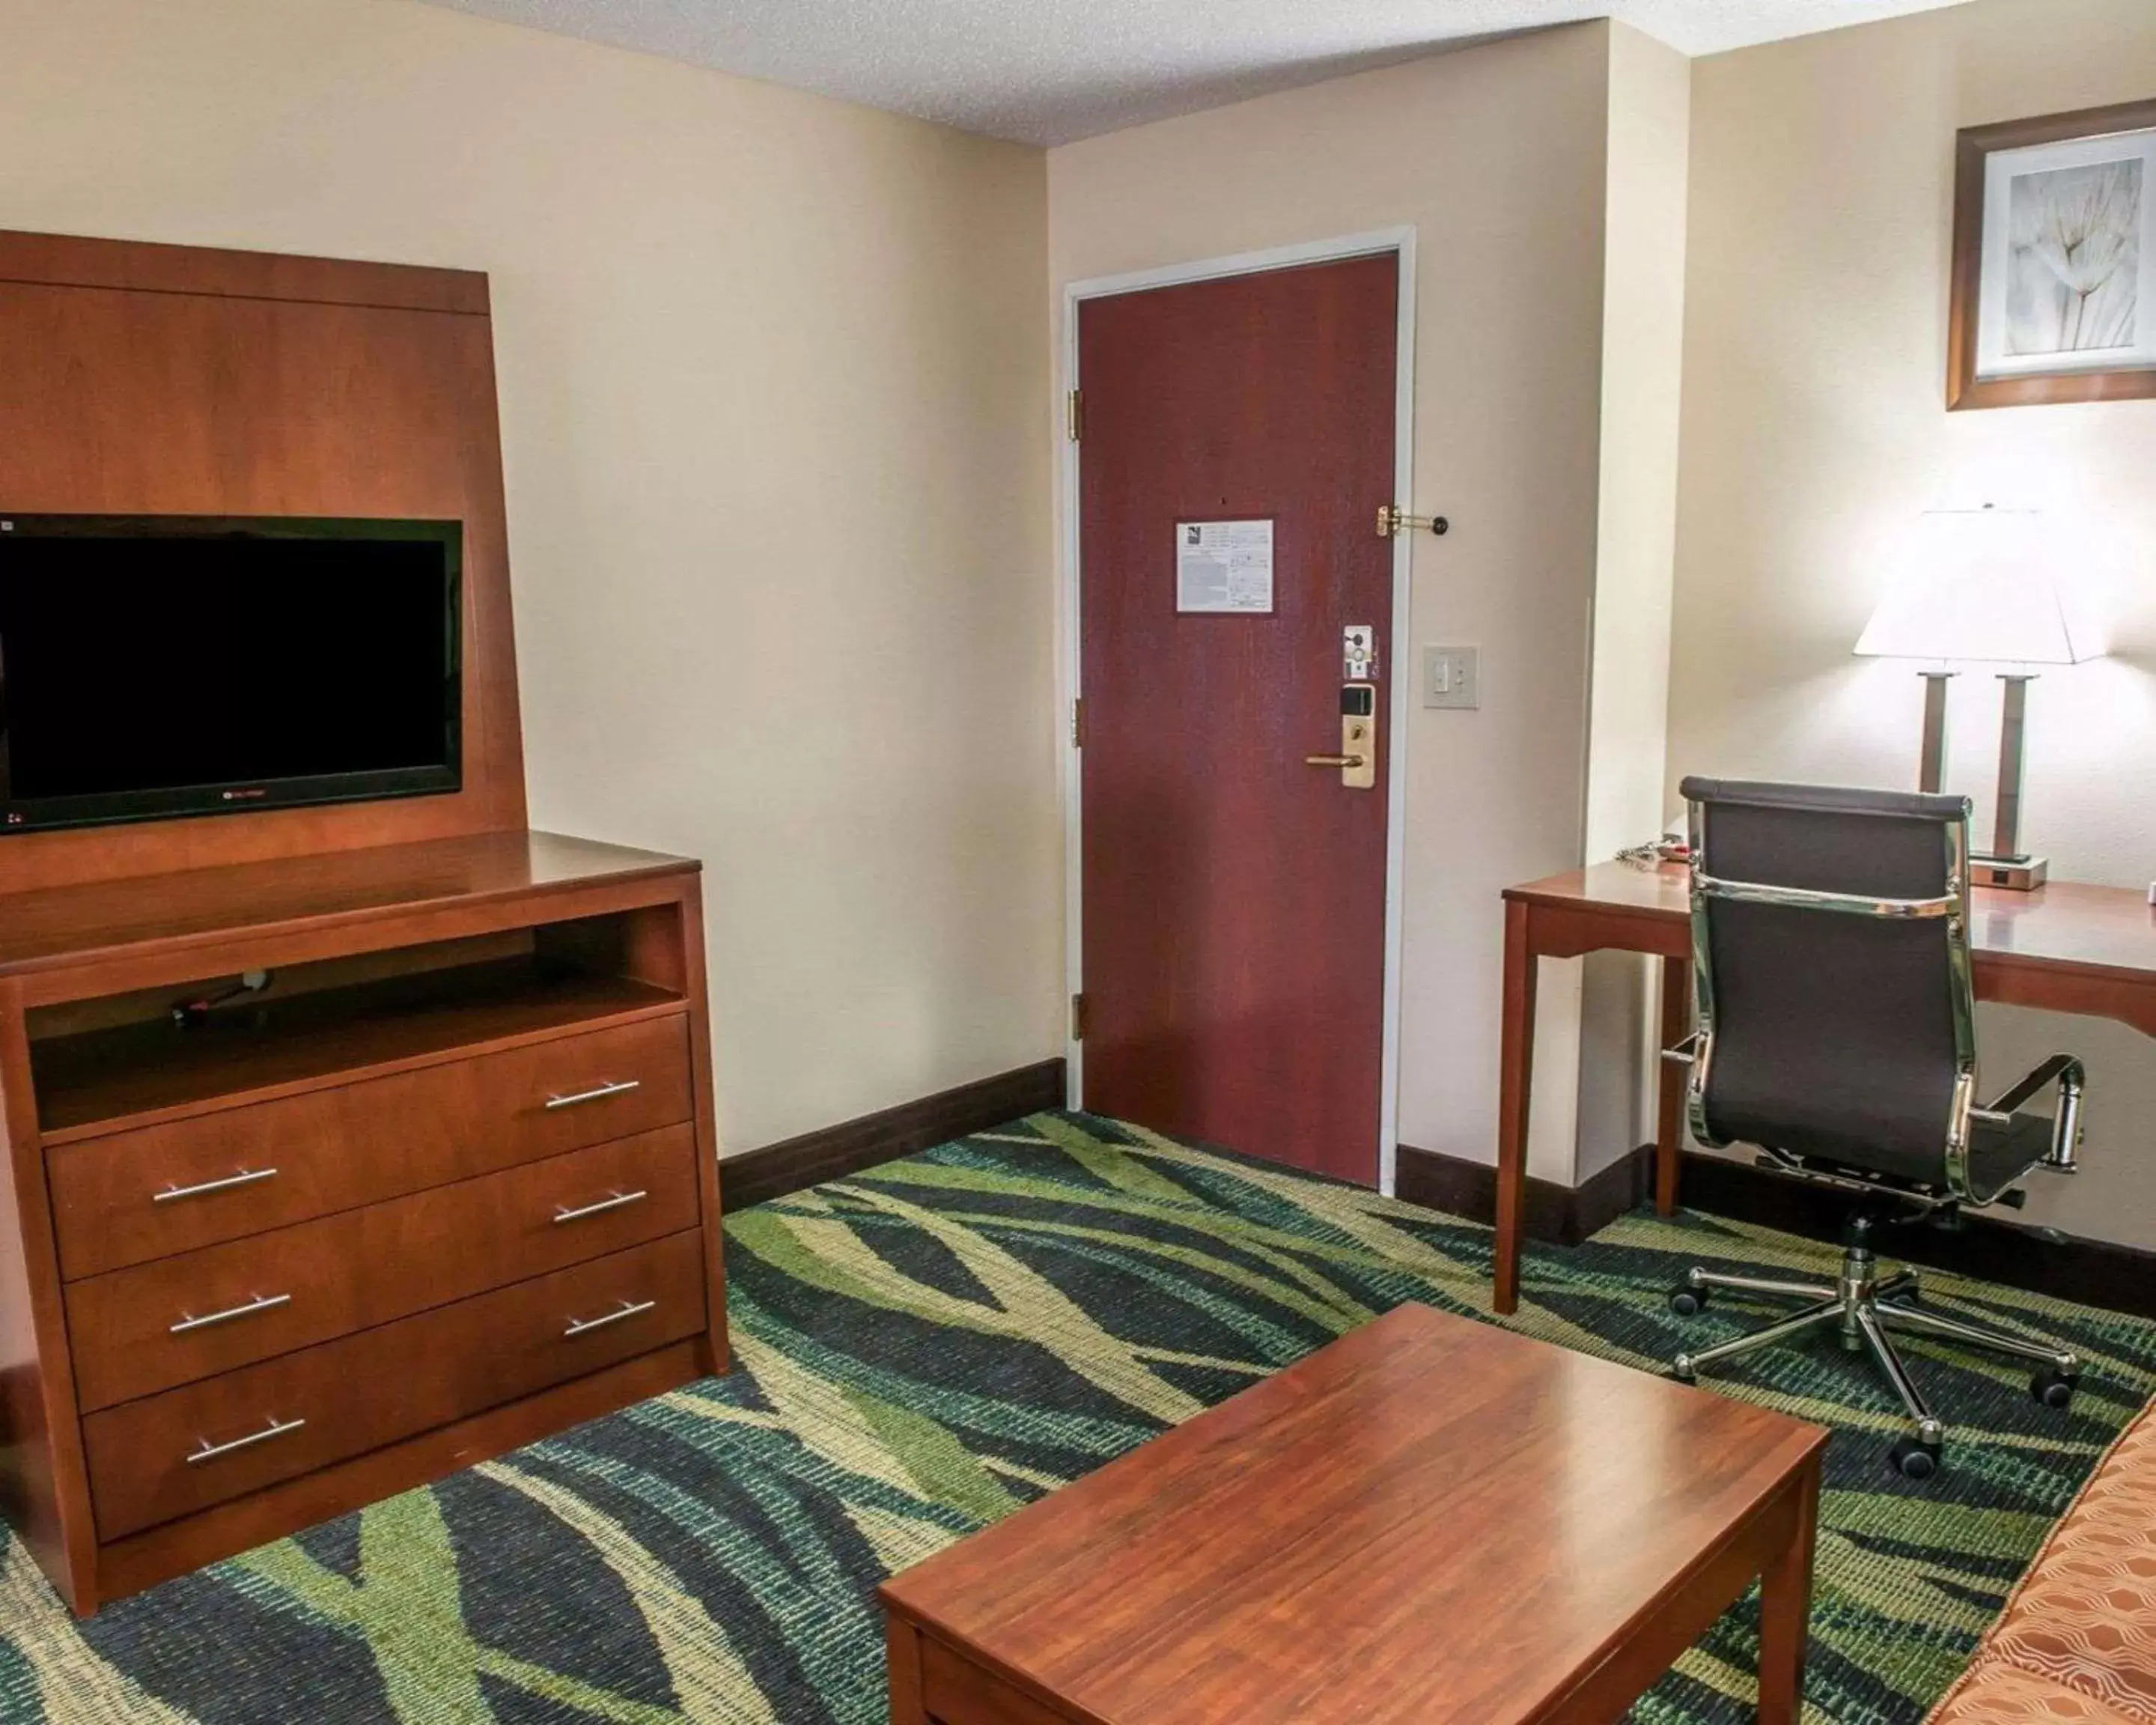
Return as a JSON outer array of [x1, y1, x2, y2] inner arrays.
[[0, 830, 725, 1613], [0, 228, 728, 1613]]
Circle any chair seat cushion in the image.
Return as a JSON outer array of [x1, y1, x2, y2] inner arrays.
[[1928, 1400, 2156, 1725], [1929, 1665, 2144, 1724], [1773, 1107, 2053, 1199], [1979, 1405, 2156, 1724]]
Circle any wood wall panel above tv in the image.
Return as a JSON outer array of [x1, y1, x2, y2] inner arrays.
[[0, 227, 525, 890]]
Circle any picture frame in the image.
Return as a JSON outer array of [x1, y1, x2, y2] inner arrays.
[[1949, 97, 2156, 410]]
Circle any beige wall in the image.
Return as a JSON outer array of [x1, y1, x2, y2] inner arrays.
[[1586, 25, 1693, 869], [0, 0, 1062, 1156], [1672, 0, 2156, 1244], [1048, 25, 1616, 1183], [1577, 23, 1694, 1180]]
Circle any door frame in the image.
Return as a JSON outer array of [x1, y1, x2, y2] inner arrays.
[[1059, 226, 1419, 1193]]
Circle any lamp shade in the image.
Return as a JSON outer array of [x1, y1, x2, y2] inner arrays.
[[1854, 505, 2105, 666]]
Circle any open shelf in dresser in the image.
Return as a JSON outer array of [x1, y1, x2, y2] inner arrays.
[[33, 952, 686, 1141]]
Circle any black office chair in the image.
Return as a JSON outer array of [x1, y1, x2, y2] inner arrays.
[[1664, 779, 2086, 1480]]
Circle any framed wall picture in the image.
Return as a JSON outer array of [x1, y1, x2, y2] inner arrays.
[[1950, 97, 2156, 410]]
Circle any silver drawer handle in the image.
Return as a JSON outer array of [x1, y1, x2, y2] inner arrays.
[[563, 1297, 657, 1338], [186, 1414, 306, 1465], [170, 1292, 293, 1335], [544, 1079, 642, 1110], [552, 1189, 649, 1225], [153, 1166, 278, 1204]]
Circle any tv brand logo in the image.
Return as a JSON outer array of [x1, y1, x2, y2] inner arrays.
[[222, 788, 268, 802]]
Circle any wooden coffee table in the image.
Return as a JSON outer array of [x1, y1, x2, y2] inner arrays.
[[882, 1301, 1827, 1725]]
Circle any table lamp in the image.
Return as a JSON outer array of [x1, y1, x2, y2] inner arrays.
[[1854, 503, 2104, 890]]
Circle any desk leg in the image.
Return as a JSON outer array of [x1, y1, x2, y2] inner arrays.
[[1656, 954, 1689, 1218], [887, 1613, 928, 1725], [1494, 900, 1538, 1316], [1756, 1455, 1820, 1725]]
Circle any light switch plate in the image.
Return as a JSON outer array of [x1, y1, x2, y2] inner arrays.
[[1423, 645, 1479, 710]]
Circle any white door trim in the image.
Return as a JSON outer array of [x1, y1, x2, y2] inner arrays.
[[1058, 225, 1418, 1195]]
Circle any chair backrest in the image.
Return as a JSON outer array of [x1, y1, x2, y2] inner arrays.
[[1681, 778, 1976, 1187]]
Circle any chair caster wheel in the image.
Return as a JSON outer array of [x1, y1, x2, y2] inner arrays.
[[1669, 1283, 1708, 1317], [1888, 1435, 1941, 1481], [2030, 1367, 2078, 1411]]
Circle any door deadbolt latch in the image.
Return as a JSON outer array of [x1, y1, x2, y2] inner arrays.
[[1305, 682, 1377, 790]]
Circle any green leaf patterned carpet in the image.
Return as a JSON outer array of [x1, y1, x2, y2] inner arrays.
[[4, 1111, 2153, 1724]]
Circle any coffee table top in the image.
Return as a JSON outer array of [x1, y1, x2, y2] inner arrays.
[[880, 1301, 1827, 1725]]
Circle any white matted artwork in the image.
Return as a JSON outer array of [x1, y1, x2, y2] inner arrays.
[[1175, 519, 1274, 615], [1975, 124, 2156, 383]]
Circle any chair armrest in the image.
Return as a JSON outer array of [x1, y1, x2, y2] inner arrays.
[[1973, 1054, 2086, 1172], [1981, 1053, 2084, 1115]]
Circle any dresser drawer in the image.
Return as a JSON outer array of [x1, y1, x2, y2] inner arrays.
[[49, 1014, 692, 1281], [66, 1124, 702, 1413], [85, 1230, 707, 1540]]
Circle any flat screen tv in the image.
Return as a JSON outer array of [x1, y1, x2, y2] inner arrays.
[[0, 514, 462, 836]]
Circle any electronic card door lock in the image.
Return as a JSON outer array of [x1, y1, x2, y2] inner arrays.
[[1305, 682, 1377, 790]]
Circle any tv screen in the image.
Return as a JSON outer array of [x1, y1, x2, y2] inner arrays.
[[0, 515, 461, 835]]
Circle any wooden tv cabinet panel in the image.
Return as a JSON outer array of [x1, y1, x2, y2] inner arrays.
[[0, 830, 726, 1614]]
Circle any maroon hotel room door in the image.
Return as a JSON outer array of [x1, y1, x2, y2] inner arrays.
[[1077, 253, 1398, 1186]]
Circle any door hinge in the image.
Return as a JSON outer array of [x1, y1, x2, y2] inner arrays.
[[1375, 503, 1449, 539], [1071, 697, 1085, 748], [1069, 992, 1088, 1042], [1066, 389, 1084, 442]]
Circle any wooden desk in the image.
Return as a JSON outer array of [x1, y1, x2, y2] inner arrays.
[[883, 1301, 1827, 1725], [1493, 862, 2156, 1314]]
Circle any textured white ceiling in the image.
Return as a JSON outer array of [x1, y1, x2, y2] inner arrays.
[[418, 0, 1970, 145]]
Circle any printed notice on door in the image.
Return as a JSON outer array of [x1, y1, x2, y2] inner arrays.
[[1175, 520, 1274, 615]]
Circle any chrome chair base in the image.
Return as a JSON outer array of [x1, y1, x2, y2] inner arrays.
[[1668, 1234, 2081, 1480]]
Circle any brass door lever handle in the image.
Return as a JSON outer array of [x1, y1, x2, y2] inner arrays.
[[1316, 683, 1379, 789]]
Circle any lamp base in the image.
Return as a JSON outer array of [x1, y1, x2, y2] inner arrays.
[[1970, 854, 2047, 892]]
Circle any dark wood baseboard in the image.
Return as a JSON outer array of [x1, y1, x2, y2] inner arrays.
[[1395, 1142, 1654, 1248], [1675, 1150, 2156, 1323], [732, 1081, 2156, 1320], [719, 1059, 1068, 1210], [1398, 1139, 2156, 1322]]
